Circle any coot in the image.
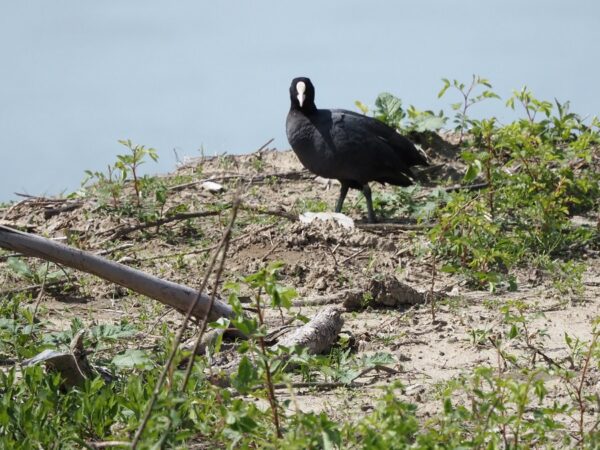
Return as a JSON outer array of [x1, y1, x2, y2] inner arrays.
[[286, 77, 428, 223]]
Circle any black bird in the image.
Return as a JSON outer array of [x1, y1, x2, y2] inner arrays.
[[286, 77, 428, 223]]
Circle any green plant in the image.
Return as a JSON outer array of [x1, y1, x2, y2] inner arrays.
[[369, 185, 446, 220], [438, 74, 500, 142], [6, 258, 65, 285], [0, 294, 42, 360], [81, 140, 162, 215], [356, 92, 446, 133], [295, 197, 329, 213], [115, 140, 158, 207], [81, 164, 126, 209], [225, 262, 300, 438], [429, 80, 599, 290]]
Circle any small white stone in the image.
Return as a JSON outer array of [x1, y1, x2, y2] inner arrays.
[[201, 181, 225, 193]]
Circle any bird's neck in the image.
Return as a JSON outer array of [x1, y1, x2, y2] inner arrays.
[[291, 103, 317, 115]]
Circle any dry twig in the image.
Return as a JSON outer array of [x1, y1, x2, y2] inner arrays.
[[130, 198, 241, 449]]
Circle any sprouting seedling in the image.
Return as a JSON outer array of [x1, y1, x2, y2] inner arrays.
[[506, 86, 552, 123], [115, 139, 158, 207], [438, 75, 500, 143]]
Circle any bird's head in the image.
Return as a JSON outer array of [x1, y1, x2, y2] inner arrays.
[[290, 77, 316, 111]]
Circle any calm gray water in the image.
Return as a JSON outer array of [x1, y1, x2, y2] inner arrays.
[[1, 1, 598, 201]]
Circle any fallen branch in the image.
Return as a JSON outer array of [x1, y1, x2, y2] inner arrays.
[[95, 243, 135, 257], [0, 252, 24, 262], [240, 203, 298, 222], [340, 248, 367, 264], [0, 279, 72, 297], [43, 202, 84, 220], [99, 209, 226, 239], [357, 222, 432, 232], [140, 224, 276, 262], [99, 203, 295, 241], [0, 225, 234, 321], [292, 289, 363, 308], [169, 170, 312, 192]]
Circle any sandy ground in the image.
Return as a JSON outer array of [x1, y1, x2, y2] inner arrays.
[[1, 138, 598, 428]]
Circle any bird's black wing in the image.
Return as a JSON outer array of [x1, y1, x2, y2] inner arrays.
[[332, 110, 428, 167]]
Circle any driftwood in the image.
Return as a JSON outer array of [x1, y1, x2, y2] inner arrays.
[[0, 225, 234, 322], [274, 305, 344, 354], [208, 305, 345, 388]]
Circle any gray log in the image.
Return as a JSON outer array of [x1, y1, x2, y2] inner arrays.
[[275, 305, 344, 354], [0, 225, 233, 321]]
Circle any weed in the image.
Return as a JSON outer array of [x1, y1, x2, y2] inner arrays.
[[115, 140, 158, 207], [438, 75, 500, 143], [251, 153, 266, 172], [356, 92, 446, 133], [6, 257, 65, 285], [428, 80, 599, 290], [295, 197, 329, 213]]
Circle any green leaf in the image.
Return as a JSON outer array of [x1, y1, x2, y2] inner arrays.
[[6, 257, 33, 280], [111, 349, 153, 369], [437, 78, 451, 98], [232, 356, 258, 393], [463, 160, 482, 183], [91, 323, 136, 342], [354, 100, 369, 115], [411, 114, 446, 132], [374, 92, 405, 127]]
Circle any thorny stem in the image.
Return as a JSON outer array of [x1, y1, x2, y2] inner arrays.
[[130, 198, 240, 449], [255, 287, 283, 439]]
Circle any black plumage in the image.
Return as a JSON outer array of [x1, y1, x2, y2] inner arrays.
[[286, 77, 428, 223]]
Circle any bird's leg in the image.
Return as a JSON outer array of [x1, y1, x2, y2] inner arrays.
[[335, 182, 350, 213], [362, 184, 377, 223]]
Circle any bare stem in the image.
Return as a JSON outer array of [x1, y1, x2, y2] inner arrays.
[[130, 198, 240, 449], [181, 200, 240, 388]]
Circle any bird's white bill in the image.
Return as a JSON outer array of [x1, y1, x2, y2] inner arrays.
[[296, 81, 306, 107]]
